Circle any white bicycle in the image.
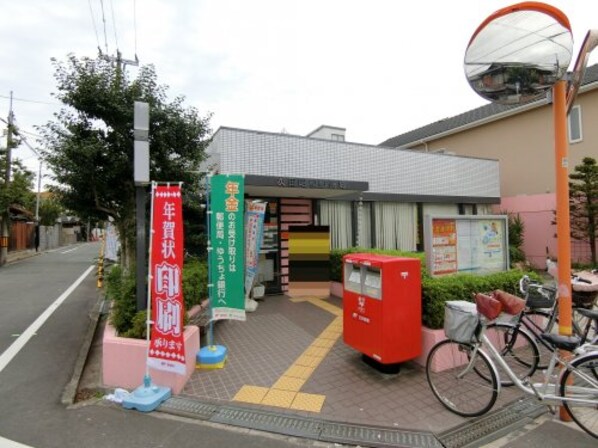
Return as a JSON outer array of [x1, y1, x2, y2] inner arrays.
[[426, 295, 598, 438]]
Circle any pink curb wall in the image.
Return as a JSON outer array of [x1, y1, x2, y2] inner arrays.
[[102, 323, 200, 394]]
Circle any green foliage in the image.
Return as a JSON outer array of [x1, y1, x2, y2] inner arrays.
[[568, 157, 598, 264], [182, 257, 208, 308], [106, 264, 137, 335], [0, 151, 35, 214], [38, 196, 64, 226], [107, 259, 208, 339], [39, 54, 212, 268], [499, 211, 526, 265], [422, 270, 541, 329]]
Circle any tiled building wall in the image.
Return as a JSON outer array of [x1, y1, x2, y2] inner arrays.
[[209, 128, 500, 199]]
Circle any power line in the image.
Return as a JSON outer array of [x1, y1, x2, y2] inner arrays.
[[109, 0, 119, 51], [133, 0, 138, 59], [88, 0, 101, 52], [0, 94, 59, 106], [100, 0, 109, 54]]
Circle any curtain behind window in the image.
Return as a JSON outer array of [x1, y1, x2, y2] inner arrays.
[[373, 202, 416, 251], [319, 201, 352, 249]]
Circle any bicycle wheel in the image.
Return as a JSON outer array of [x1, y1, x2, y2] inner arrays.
[[426, 339, 499, 417], [522, 310, 558, 370], [483, 323, 539, 386], [560, 352, 598, 438]]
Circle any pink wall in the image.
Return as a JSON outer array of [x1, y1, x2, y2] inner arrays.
[[497, 194, 595, 267]]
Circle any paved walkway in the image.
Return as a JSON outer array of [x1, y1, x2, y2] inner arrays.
[[79, 291, 597, 447]]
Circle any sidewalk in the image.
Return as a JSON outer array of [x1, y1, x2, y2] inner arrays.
[[74, 293, 597, 447]]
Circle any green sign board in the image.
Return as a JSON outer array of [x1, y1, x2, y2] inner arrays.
[[209, 174, 245, 321]]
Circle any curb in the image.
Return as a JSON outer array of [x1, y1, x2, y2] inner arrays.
[[61, 292, 106, 406]]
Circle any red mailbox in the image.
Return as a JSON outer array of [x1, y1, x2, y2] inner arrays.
[[343, 253, 421, 366]]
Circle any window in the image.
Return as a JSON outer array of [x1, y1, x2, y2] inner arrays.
[[568, 105, 583, 143], [331, 133, 345, 141]]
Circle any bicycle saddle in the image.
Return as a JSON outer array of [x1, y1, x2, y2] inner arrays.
[[540, 333, 580, 352]]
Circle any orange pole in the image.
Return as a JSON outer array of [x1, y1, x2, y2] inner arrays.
[[553, 79, 573, 422], [553, 79, 572, 337]]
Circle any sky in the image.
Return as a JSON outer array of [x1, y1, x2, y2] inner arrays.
[[1, 1, 597, 185]]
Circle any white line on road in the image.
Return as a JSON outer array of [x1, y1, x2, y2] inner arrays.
[[0, 436, 34, 447], [60, 247, 79, 254], [0, 265, 95, 374]]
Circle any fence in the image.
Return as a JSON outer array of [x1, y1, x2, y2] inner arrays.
[[8, 221, 35, 251]]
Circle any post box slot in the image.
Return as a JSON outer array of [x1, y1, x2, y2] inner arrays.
[[344, 262, 362, 294], [364, 267, 382, 299]]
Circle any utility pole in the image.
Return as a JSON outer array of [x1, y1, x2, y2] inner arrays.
[[0, 91, 14, 266]]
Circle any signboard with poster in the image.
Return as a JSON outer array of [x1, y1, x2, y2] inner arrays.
[[424, 215, 509, 276]]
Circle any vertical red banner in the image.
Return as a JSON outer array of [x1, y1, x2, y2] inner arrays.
[[147, 185, 186, 375]]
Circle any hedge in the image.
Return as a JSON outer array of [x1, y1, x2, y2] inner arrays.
[[107, 258, 208, 339], [330, 248, 540, 329]]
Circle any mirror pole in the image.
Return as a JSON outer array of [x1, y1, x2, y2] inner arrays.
[[553, 79, 572, 337], [553, 79, 574, 422]]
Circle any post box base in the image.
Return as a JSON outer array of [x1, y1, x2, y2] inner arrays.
[[361, 354, 401, 374]]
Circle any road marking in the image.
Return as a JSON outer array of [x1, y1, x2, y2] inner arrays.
[[60, 247, 79, 254], [0, 265, 95, 374], [0, 436, 34, 447], [233, 296, 342, 413]]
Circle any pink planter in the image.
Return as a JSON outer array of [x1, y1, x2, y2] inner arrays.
[[102, 322, 200, 394], [330, 281, 343, 298]]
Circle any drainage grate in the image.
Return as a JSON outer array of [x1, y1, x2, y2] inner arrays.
[[319, 422, 443, 448], [211, 406, 322, 439], [158, 396, 219, 420], [157, 395, 546, 448], [437, 398, 547, 448]]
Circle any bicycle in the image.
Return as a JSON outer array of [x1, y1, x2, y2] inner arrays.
[[516, 274, 598, 369], [426, 295, 598, 438]]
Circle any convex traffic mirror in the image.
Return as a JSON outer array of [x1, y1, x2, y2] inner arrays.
[[464, 2, 573, 105]]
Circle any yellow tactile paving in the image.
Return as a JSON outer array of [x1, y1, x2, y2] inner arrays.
[[290, 392, 326, 413], [303, 346, 329, 358], [295, 354, 322, 368], [313, 338, 336, 349], [233, 385, 269, 404], [233, 297, 344, 413], [272, 376, 306, 392], [261, 389, 297, 407]]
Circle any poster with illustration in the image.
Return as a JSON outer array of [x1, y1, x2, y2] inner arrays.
[[425, 215, 508, 276]]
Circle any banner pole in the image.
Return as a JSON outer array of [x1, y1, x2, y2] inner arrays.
[[144, 181, 157, 385], [122, 180, 172, 412], [206, 173, 214, 347]]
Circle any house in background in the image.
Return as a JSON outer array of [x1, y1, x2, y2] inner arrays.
[[381, 64, 598, 267], [204, 125, 499, 294]]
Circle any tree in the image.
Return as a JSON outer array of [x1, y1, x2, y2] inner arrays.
[[568, 157, 598, 265], [37, 195, 63, 226], [39, 54, 212, 268]]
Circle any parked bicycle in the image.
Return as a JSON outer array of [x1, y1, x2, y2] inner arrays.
[[426, 293, 598, 438], [514, 273, 598, 370]]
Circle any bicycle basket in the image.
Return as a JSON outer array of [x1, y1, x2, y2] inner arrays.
[[444, 301, 479, 343], [526, 284, 556, 309], [572, 290, 598, 308]]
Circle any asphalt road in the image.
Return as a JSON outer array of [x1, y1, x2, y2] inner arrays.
[[0, 243, 320, 448]]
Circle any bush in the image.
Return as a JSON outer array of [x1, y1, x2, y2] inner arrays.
[[107, 259, 208, 339], [422, 270, 541, 329]]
